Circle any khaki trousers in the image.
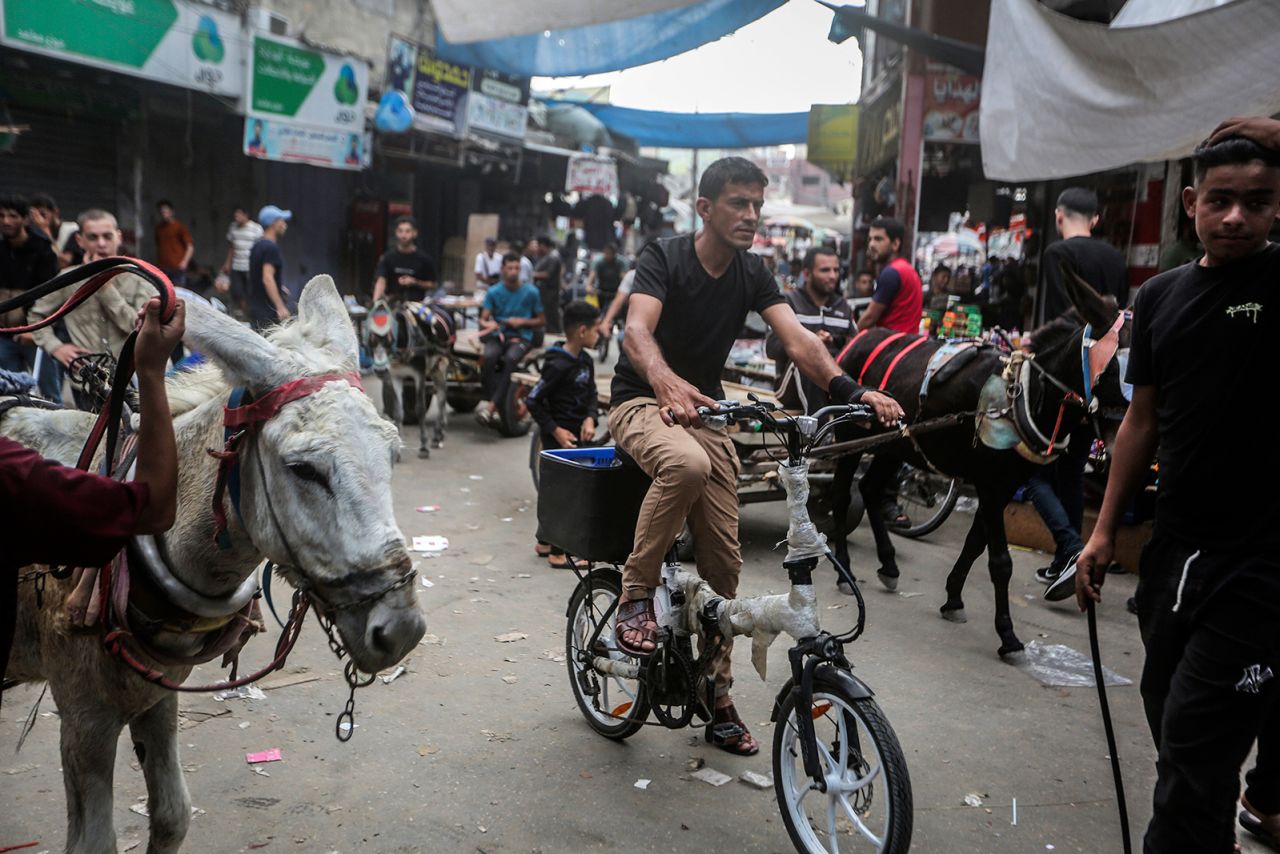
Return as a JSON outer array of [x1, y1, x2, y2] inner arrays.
[[610, 397, 741, 694]]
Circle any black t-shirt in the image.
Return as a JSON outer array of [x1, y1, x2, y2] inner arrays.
[[247, 238, 285, 320], [593, 256, 627, 296], [0, 226, 58, 292], [1039, 236, 1128, 325], [376, 249, 437, 301], [1126, 243, 1279, 553], [612, 234, 785, 405]]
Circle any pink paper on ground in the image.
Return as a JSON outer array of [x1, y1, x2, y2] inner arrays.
[[245, 748, 282, 764]]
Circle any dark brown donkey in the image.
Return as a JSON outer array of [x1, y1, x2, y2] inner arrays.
[[829, 269, 1128, 658]]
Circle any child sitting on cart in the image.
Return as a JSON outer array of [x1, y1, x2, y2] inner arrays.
[[528, 300, 601, 568]]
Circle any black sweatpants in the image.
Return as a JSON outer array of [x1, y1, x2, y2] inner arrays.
[[481, 336, 530, 405], [1135, 534, 1280, 853]]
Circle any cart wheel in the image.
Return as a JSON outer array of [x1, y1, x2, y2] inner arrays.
[[446, 392, 479, 413], [498, 381, 533, 437]]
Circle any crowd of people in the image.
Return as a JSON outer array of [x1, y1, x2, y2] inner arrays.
[[3, 114, 1279, 850], [0, 194, 299, 405]]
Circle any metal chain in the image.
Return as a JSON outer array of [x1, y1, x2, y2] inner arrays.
[[336, 659, 377, 742]]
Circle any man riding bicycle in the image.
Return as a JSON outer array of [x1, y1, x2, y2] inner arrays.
[[609, 157, 902, 755]]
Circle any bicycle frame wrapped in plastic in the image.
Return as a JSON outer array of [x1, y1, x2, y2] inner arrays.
[[668, 458, 824, 681]]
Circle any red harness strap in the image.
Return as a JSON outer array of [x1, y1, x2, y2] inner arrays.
[[209, 372, 365, 544], [833, 327, 871, 369], [857, 332, 907, 384], [876, 335, 929, 390]]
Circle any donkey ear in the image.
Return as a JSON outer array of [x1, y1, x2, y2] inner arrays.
[[1060, 262, 1120, 330], [182, 297, 295, 391], [295, 275, 359, 370]]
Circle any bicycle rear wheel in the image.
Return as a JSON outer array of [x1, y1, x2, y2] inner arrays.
[[773, 672, 912, 853], [565, 568, 650, 739]]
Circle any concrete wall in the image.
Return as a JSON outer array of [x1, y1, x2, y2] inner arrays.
[[252, 0, 435, 89]]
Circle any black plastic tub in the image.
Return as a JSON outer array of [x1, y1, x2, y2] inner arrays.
[[536, 447, 650, 563]]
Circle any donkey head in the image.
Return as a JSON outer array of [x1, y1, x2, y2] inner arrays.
[[1060, 264, 1134, 453], [185, 277, 425, 672]]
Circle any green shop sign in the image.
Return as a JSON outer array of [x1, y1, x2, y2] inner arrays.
[[0, 0, 243, 96], [249, 34, 367, 134]]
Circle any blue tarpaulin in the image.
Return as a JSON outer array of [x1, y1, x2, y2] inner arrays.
[[545, 100, 810, 149], [435, 0, 784, 78]]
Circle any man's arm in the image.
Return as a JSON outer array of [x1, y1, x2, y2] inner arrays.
[[857, 267, 899, 331], [100, 274, 157, 336], [180, 226, 195, 270], [599, 291, 628, 331], [764, 296, 796, 361], [855, 300, 887, 331], [761, 303, 902, 425], [28, 285, 89, 366], [222, 241, 235, 274], [261, 263, 289, 321], [131, 298, 185, 532], [478, 306, 498, 335], [372, 276, 387, 302], [1075, 385, 1159, 609], [622, 293, 717, 427]]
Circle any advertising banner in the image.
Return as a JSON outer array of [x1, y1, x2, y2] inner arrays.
[[806, 104, 859, 183], [386, 35, 470, 136], [565, 154, 618, 197], [0, 0, 243, 96], [923, 63, 981, 143], [249, 34, 368, 135], [467, 68, 529, 140], [243, 117, 369, 172]]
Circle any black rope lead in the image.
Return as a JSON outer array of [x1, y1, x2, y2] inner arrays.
[[1087, 598, 1133, 854]]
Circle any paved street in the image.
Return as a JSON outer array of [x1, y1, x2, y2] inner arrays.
[[0, 402, 1265, 853]]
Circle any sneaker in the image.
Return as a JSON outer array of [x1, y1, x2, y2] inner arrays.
[[1035, 564, 1064, 585]]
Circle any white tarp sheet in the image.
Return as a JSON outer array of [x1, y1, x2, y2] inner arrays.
[[433, 0, 697, 44], [981, 0, 1280, 181]]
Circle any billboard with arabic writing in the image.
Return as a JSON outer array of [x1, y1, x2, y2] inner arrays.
[[922, 64, 980, 143]]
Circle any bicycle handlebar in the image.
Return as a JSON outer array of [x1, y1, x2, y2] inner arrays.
[[694, 400, 874, 427]]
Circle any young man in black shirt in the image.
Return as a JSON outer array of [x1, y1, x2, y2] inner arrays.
[[765, 245, 855, 412], [1, 194, 60, 398], [1076, 120, 1280, 853], [1037, 187, 1129, 325], [609, 157, 903, 756], [372, 216, 438, 303], [532, 235, 564, 334], [1029, 187, 1130, 584], [247, 205, 291, 330]]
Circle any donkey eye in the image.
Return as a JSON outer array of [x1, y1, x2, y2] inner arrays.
[[287, 462, 329, 488]]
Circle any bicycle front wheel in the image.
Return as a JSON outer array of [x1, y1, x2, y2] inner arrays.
[[773, 673, 912, 853], [565, 568, 650, 739]]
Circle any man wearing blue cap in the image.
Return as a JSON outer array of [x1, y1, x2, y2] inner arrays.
[[248, 205, 292, 329]]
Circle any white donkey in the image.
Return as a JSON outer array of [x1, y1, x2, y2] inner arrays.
[[2, 276, 426, 853]]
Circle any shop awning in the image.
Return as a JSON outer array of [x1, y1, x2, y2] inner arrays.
[[434, 0, 783, 77], [542, 100, 809, 149], [981, 0, 1280, 180]]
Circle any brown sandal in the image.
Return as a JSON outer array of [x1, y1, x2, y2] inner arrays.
[[705, 703, 760, 756], [614, 596, 658, 657]]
